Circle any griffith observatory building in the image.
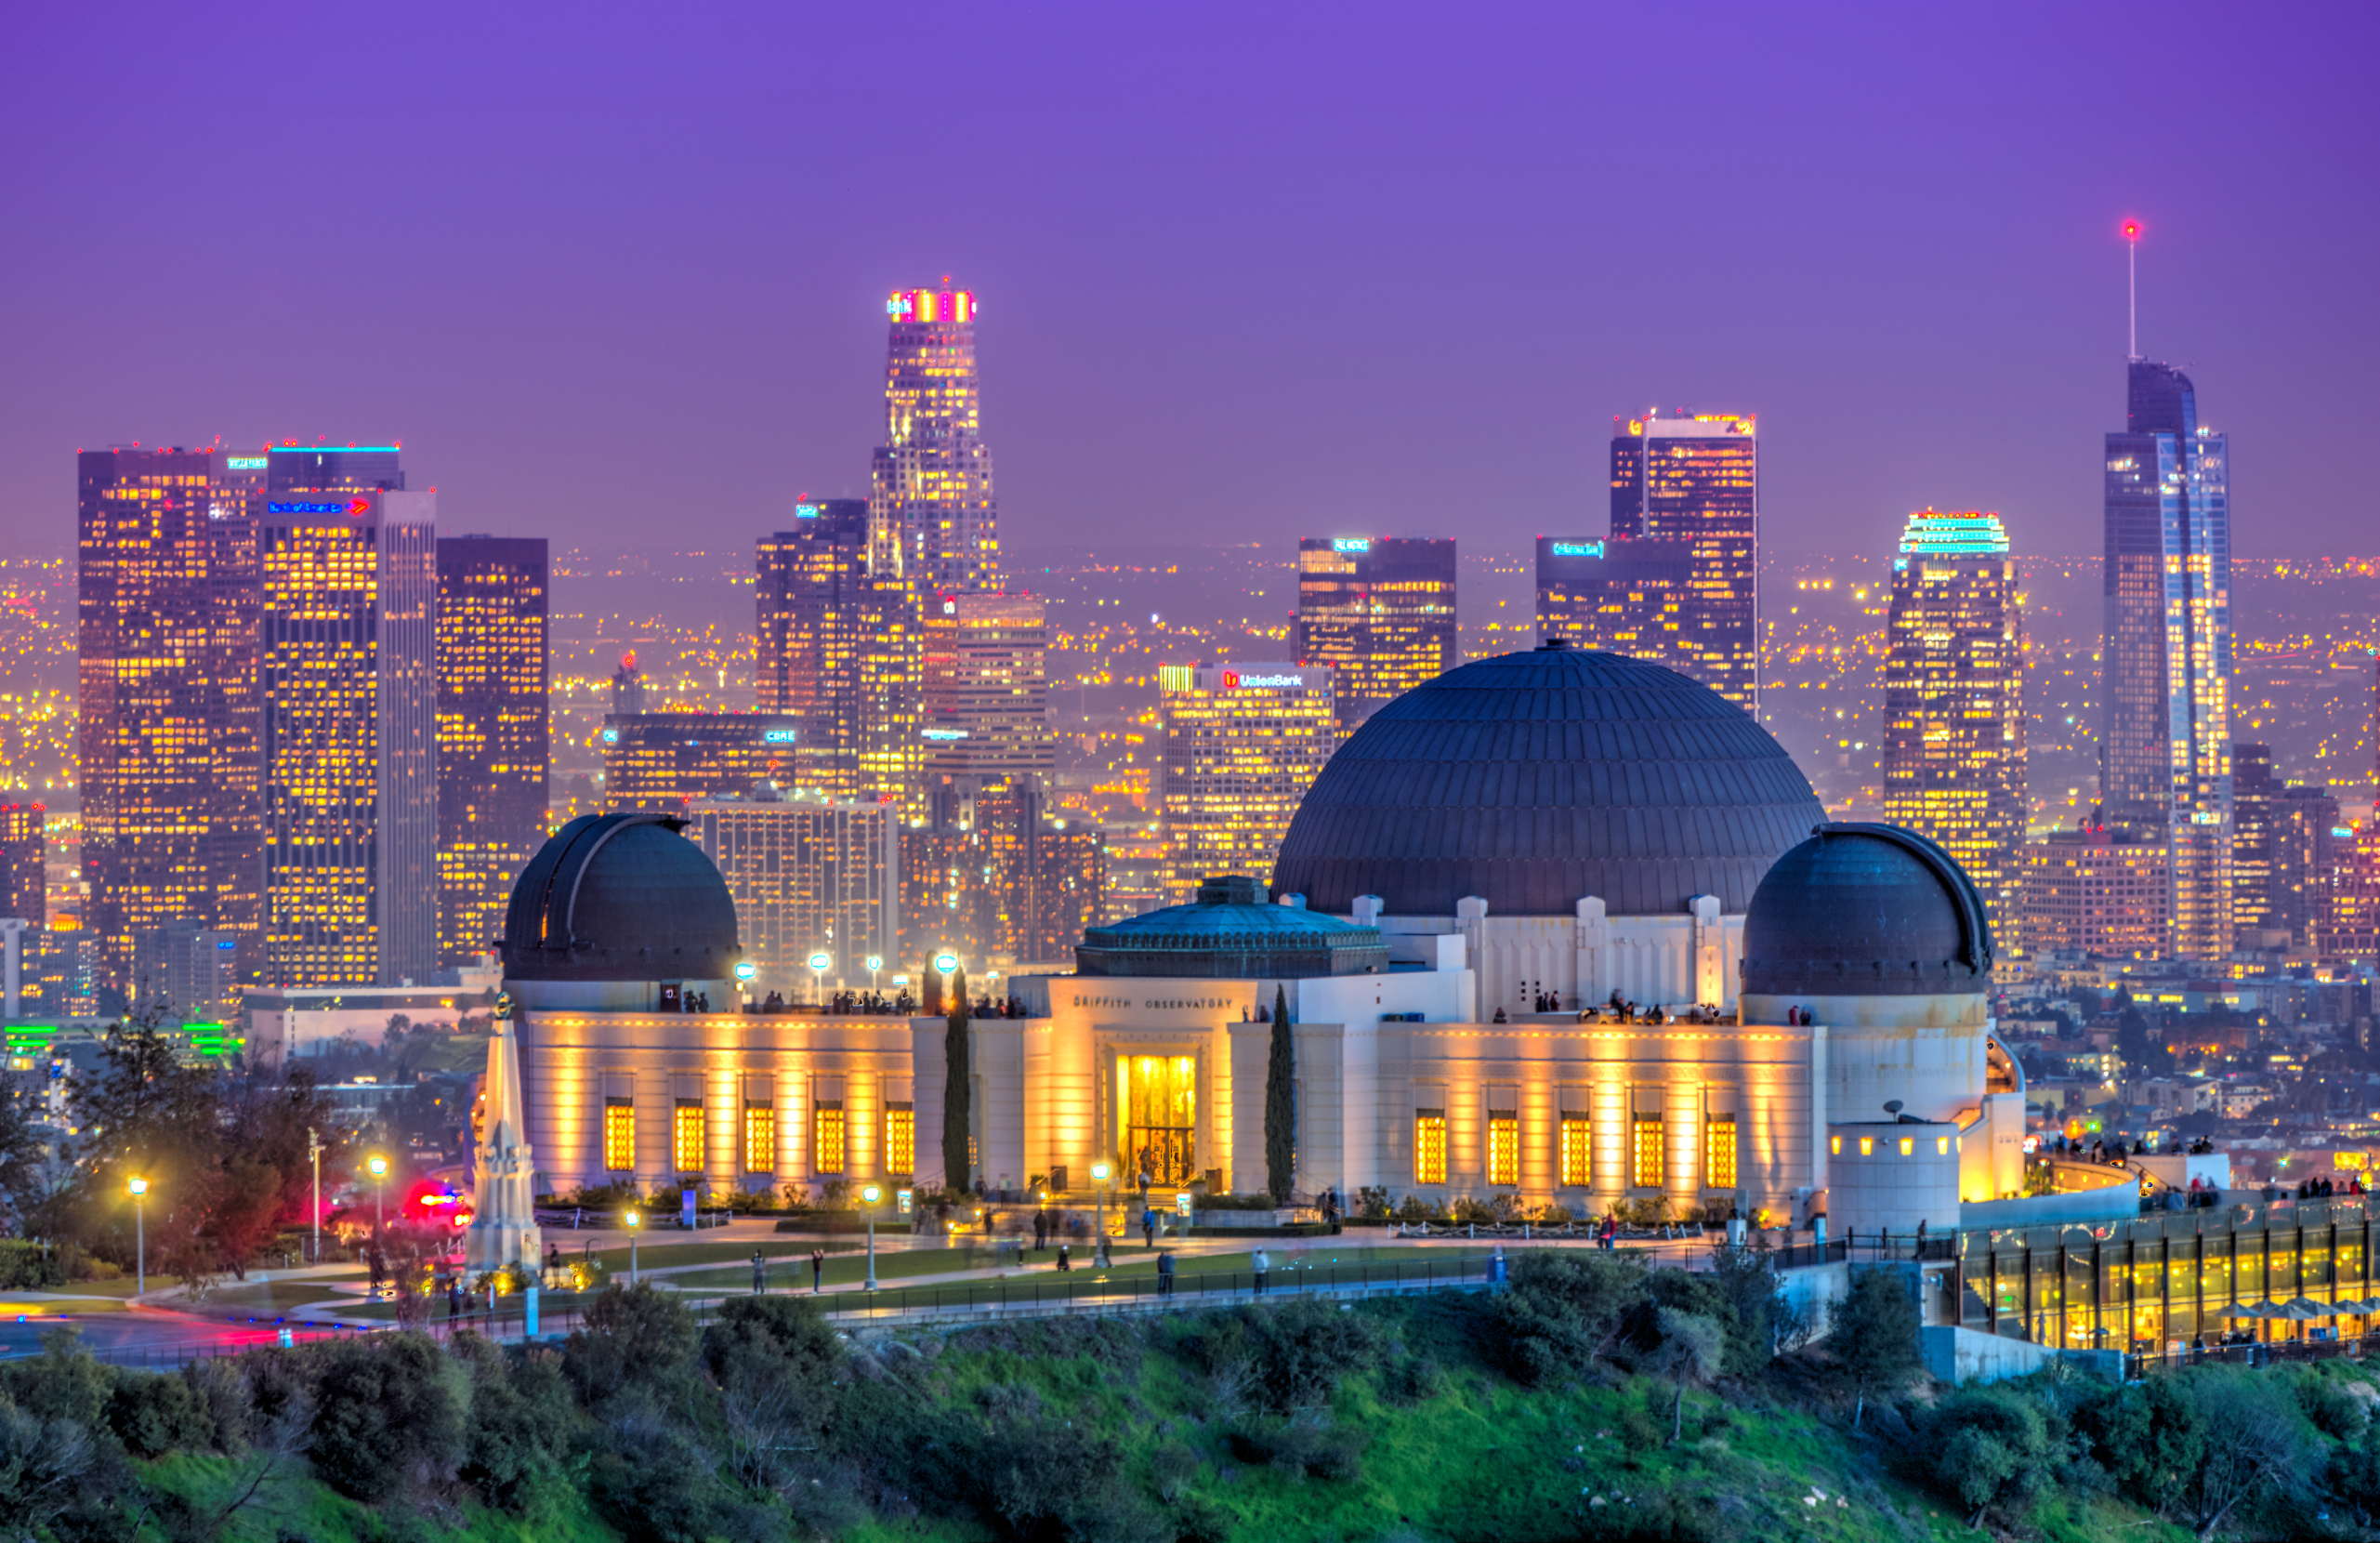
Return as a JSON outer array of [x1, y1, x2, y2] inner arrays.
[[497, 645, 2029, 1237]]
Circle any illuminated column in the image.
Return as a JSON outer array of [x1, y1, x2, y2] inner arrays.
[[464, 1014, 541, 1273]]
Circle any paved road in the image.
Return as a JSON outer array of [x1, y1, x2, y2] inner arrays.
[[0, 1310, 292, 1365]]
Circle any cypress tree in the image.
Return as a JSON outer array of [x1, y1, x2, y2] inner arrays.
[[1265, 984, 1295, 1204], [942, 968, 971, 1194]]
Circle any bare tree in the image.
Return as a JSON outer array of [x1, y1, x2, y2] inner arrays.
[[1646, 1308, 1727, 1444], [0, 1396, 96, 1543]]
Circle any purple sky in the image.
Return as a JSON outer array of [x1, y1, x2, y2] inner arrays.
[[4, 3, 2374, 563]]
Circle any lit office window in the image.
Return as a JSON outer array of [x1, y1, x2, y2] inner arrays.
[[1704, 1116, 1737, 1190], [1414, 1109, 1447, 1184], [886, 1102, 915, 1176], [673, 1101, 704, 1173], [1487, 1110, 1519, 1187], [1559, 1115, 1592, 1187], [1633, 1116, 1664, 1189], [603, 1100, 635, 1171], [744, 1103, 776, 1173], [815, 1102, 847, 1175]]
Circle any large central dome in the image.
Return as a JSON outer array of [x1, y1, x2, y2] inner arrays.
[[1270, 644, 1827, 917]]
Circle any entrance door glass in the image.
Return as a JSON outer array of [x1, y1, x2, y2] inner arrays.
[[1124, 1054, 1197, 1185]]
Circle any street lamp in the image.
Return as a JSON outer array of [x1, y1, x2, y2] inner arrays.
[[1090, 1161, 1111, 1268], [809, 951, 831, 1007], [866, 956, 883, 996], [624, 1208, 641, 1285], [307, 1126, 322, 1263], [127, 1176, 148, 1296], [367, 1154, 388, 1237], [734, 960, 756, 1012], [861, 1183, 883, 1291]]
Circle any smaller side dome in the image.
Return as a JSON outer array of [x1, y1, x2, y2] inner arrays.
[[1740, 823, 1992, 997], [503, 813, 741, 983]]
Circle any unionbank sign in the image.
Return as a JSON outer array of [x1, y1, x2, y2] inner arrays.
[[1223, 670, 1304, 690]]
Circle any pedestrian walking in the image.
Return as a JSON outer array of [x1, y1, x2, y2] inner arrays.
[[752, 1249, 768, 1294], [1142, 1208, 1156, 1247], [1252, 1246, 1270, 1296], [810, 1247, 825, 1293], [1156, 1249, 1175, 1298], [1599, 1213, 1615, 1251], [445, 1272, 463, 1322], [546, 1242, 563, 1285], [1034, 1210, 1048, 1252]]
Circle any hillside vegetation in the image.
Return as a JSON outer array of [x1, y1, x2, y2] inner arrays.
[[5, 1248, 2377, 1541]]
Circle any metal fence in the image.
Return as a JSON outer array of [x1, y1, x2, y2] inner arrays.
[[2129, 1331, 2380, 1377]]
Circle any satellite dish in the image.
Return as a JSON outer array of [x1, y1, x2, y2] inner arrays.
[[1884, 1100, 1905, 1115]]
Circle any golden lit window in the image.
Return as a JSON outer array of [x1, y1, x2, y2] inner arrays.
[[815, 1103, 847, 1175], [603, 1101, 635, 1171], [1487, 1111, 1519, 1187], [744, 1104, 776, 1173], [673, 1101, 704, 1173], [1559, 1115, 1592, 1187], [1937, 1136, 1952, 1155], [1859, 1136, 1875, 1156], [1414, 1110, 1446, 1184], [1704, 1116, 1737, 1190], [1632, 1116, 1663, 1189], [1829, 1135, 1842, 1155], [1899, 1137, 1914, 1157], [886, 1102, 915, 1176]]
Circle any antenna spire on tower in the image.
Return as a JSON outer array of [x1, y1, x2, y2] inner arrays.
[[2123, 220, 2141, 359]]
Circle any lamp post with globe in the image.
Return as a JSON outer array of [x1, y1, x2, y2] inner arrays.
[[734, 960, 756, 1011], [624, 1208, 641, 1285], [861, 1183, 883, 1291], [809, 952, 831, 1008], [128, 1176, 148, 1296], [866, 956, 883, 998], [1090, 1162, 1112, 1269]]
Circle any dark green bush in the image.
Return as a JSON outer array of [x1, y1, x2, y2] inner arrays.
[[1494, 1249, 1648, 1386], [455, 1341, 577, 1513], [589, 1428, 746, 1543], [1, 1326, 116, 1426], [2290, 1366, 2370, 1441], [309, 1333, 466, 1502], [104, 1368, 215, 1457], [2073, 1374, 2205, 1516], [1922, 1385, 2056, 1527], [563, 1281, 699, 1408]]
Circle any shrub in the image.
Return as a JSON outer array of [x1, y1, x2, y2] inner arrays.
[[2290, 1366, 2369, 1441], [456, 1341, 578, 1514], [589, 1427, 744, 1543], [181, 1356, 253, 1453], [1831, 1267, 1921, 1429], [1923, 1385, 2055, 1528], [105, 1369, 215, 1457], [958, 1416, 1167, 1543], [309, 1332, 467, 1502], [1227, 1417, 1366, 1482], [1495, 1248, 1648, 1386], [1, 1326, 115, 1426], [1178, 1296, 1389, 1414], [2073, 1373, 2205, 1517], [564, 1281, 699, 1407]]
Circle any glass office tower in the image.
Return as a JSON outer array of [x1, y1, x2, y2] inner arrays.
[[1156, 663, 1335, 903], [872, 287, 999, 595], [77, 447, 264, 991], [1609, 412, 1759, 713], [2102, 361, 2232, 959], [1880, 511, 2025, 920], [260, 449, 436, 987], [1533, 536, 1694, 658], [1294, 536, 1457, 734], [436, 535, 549, 966]]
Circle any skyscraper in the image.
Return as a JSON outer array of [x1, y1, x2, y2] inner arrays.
[[260, 447, 436, 987], [922, 590, 1056, 803], [756, 500, 924, 802], [688, 792, 899, 996], [437, 535, 549, 966], [77, 447, 263, 990], [1879, 511, 2025, 918], [1157, 663, 1335, 903], [873, 286, 997, 594], [0, 802, 43, 924], [603, 714, 799, 813], [1533, 536, 1693, 657], [1609, 412, 1759, 712], [2101, 360, 2232, 958], [1293, 536, 1457, 734]]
